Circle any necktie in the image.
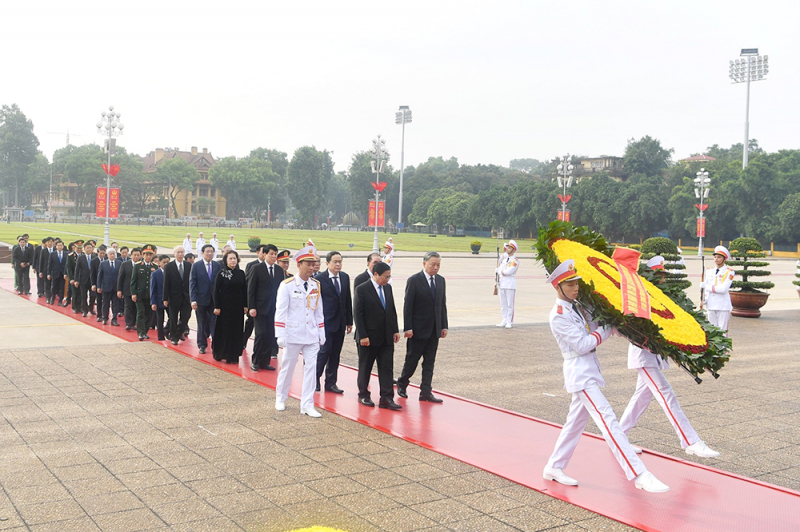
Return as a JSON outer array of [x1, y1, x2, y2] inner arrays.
[[58, 252, 62, 261], [333, 276, 340, 295], [304, 281, 308, 291], [111, 262, 114, 272], [269, 264, 274, 279], [715, 268, 719, 275], [378, 285, 386, 309], [179, 262, 184, 278], [429, 276, 436, 299], [207, 262, 211, 280]]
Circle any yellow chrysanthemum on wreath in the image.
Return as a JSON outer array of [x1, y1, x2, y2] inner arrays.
[[551, 239, 708, 353]]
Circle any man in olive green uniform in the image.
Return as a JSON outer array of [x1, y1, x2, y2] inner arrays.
[[131, 244, 158, 341], [66, 241, 81, 312]]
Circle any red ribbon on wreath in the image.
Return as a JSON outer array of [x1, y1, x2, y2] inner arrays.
[[371, 181, 387, 192], [102, 163, 120, 177]]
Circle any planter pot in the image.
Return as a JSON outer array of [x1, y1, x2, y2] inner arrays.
[[730, 291, 770, 318], [248, 246, 258, 252], [470, 245, 481, 255]]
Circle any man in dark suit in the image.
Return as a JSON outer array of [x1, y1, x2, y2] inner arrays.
[[89, 244, 106, 319], [314, 251, 353, 394], [36, 237, 54, 299], [65, 241, 80, 310], [74, 241, 94, 316], [150, 255, 170, 341], [190, 244, 221, 354], [397, 251, 449, 403], [353, 261, 401, 410], [163, 245, 191, 345], [247, 244, 284, 372], [96, 248, 122, 325], [32, 238, 44, 297], [117, 247, 141, 330], [47, 239, 68, 305], [353, 252, 381, 291], [12, 235, 34, 295]]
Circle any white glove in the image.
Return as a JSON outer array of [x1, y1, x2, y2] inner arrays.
[[277, 337, 286, 348]]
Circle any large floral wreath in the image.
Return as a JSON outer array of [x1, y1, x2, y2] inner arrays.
[[536, 222, 731, 379]]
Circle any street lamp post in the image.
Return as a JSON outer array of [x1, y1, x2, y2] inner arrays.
[[556, 154, 574, 220], [729, 49, 768, 169], [96, 105, 124, 246], [370, 135, 388, 253], [395, 106, 412, 231], [694, 167, 711, 297]]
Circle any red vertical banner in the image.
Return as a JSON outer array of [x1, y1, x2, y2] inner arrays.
[[377, 200, 385, 227], [96, 188, 108, 218], [556, 210, 570, 222], [697, 217, 706, 237], [109, 188, 120, 218], [368, 201, 377, 226]]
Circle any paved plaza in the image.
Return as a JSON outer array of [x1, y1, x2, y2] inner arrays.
[[1, 253, 799, 531]]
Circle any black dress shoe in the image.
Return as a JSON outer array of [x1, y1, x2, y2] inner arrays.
[[138, 335, 145, 341], [102, 320, 107, 325], [143, 334, 150, 340], [97, 318, 103, 323], [397, 384, 408, 398], [379, 399, 403, 410], [359, 397, 375, 407], [419, 393, 444, 403], [171, 340, 179, 345], [264, 365, 275, 371], [325, 385, 344, 394], [111, 320, 119, 326], [90, 310, 96, 315], [157, 336, 165, 341], [199, 347, 206, 354], [315, 383, 320, 392], [125, 326, 132, 330], [73, 310, 80, 314], [250, 361, 258, 372], [82, 312, 88, 317]]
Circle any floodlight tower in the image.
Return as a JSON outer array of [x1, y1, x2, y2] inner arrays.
[[729, 49, 768, 169]]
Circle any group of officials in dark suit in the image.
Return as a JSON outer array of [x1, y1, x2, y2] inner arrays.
[[13, 235, 450, 412]]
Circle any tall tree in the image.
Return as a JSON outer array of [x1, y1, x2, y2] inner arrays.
[[623, 135, 674, 177], [249, 147, 289, 178], [154, 157, 200, 218], [286, 146, 332, 225], [347, 151, 396, 222], [210, 155, 281, 220], [0, 104, 40, 207], [58, 144, 106, 212]]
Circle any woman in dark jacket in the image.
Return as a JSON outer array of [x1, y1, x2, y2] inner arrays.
[[212, 250, 248, 364]]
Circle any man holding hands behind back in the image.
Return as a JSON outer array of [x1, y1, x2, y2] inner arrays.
[[397, 251, 448, 403]]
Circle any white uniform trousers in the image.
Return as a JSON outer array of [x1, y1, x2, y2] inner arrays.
[[499, 289, 516, 325], [547, 384, 645, 481], [275, 343, 319, 411], [619, 367, 699, 449], [707, 310, 730, 333]]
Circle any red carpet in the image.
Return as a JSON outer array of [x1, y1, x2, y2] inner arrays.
[[5, 279, 800, 531]]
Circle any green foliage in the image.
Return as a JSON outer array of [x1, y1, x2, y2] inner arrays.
[[470, 241, 482, 247], [154, 158, 201, 218], [535, 221, 730, 379], [728, 237, 774, 292], [210, 154, 281, 220], [623, 135, 674, 177], [794, 261, 800, 288], [286, 146, 332, 225], [0, 104, 40, 207], [641, 237, 678, 255], [247, 236, 261, 247]]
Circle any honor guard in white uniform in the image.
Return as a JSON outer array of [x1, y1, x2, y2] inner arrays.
[[543, 259, 669, 493], [382, 239, 394, 268], [195, 232, 206, 255], [702, 246, 734, 333], [209, 233, 220, 257], [619, 257, 720, 458], [182, 234, 193, 255], [274, 245, 326, 418], [226, 235, 237, 251], [495, 240, 519, 328]]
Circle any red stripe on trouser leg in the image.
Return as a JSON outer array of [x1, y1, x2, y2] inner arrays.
[[642, 368, 691, 447], [582, 390, 639, 478]]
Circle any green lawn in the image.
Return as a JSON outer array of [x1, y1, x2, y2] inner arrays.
[[0, 222, 535, 253]]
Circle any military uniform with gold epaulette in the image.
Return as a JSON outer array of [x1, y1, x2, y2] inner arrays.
[[131, 244, 159, 340]]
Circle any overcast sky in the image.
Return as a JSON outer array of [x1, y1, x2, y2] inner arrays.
[[3, 1, 798, 173]]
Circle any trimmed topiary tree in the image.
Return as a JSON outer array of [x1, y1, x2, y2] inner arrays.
[[640, 237, 691, 290], [728, 237, 774, 293], [794, 260, 800, 292]]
